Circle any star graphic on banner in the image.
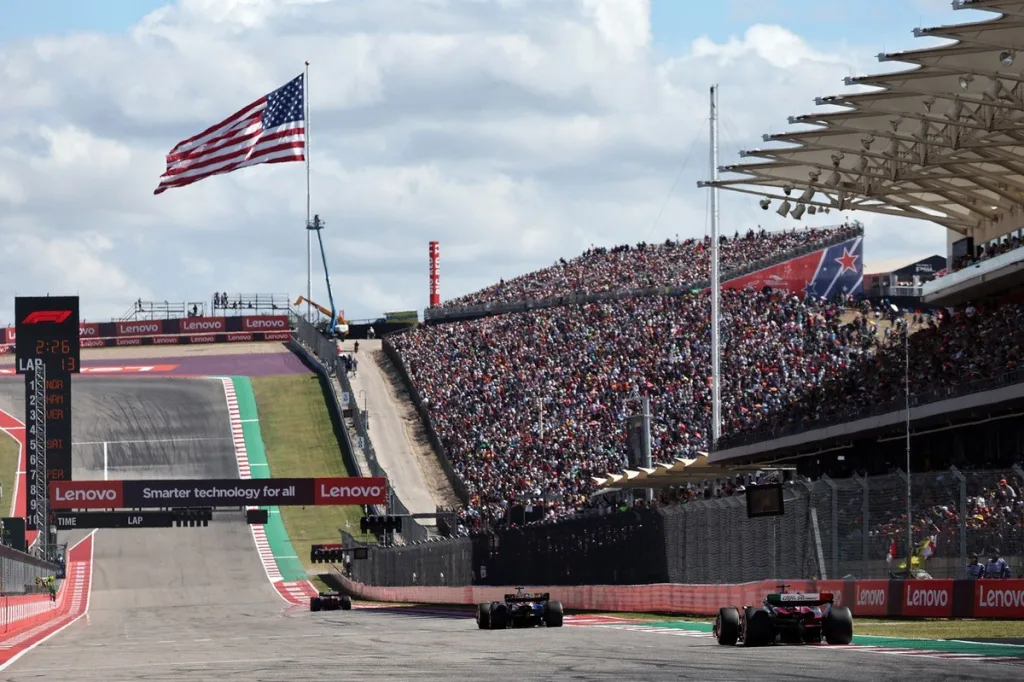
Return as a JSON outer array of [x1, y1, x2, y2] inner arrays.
[[802, 279, 818, 297], [835, 248, 859, 273]]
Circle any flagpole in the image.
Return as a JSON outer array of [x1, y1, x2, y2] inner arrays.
[[304, 60, 312, 323]]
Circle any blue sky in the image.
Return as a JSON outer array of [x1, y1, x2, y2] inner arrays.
[[3, 0, 969, 51]]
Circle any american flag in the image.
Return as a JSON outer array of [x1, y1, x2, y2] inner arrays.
[[154, 74, 306, 195]]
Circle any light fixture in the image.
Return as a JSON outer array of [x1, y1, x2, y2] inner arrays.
[[915, 119, 930, 140], [823, 207, 831, 214], [807, 206, 817, 215], [885, 138, 900, 158], [791, 205, 806, 220], [783, 185, 793, 196], [759, 198, 770, 210], [827, 170, 841, 187], [799, 186, 815, 203], [958, 74, 974, 90], [856, 156, 869, 173], [776, 200, 791, 217], [1000, 49, 1015, 67]]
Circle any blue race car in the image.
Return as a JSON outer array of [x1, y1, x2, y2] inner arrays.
[[477, 588, 564, 629]]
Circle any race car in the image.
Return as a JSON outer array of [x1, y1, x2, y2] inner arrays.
[[713, 585, 852, 647], [309, 591, 352, 612], [476, 588, 564, 629]]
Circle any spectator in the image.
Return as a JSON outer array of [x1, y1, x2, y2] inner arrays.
[[965, 553, 985, 579], [985, 549, 1012, 578]]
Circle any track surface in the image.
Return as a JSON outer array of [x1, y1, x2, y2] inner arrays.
[[0, 378, 1017, 680]]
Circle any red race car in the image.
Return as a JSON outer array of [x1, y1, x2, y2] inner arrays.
[[713, 584, 853, 647]]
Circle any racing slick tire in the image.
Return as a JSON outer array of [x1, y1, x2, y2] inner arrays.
[[489, 602, 508, 630], [340, 595, 353, 611], [544, 600, 564, 628], [743, 607, 773, 647], [823, 606, 853, 645], [714, 607, 740, 646], [310, 597, 321, 612], [477, 603, 491, 630]]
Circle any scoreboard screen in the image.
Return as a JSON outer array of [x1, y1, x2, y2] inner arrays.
[[14, 296, 81, 374]]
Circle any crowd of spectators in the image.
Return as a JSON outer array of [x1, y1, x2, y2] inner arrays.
[[732, 300, 1024, 442], [861, 472, 1023, 573], [439, 224, 861, 310], [394, 288, 887, 526], [396, 282, 1024, 528], [948, 233, 1024, 274]]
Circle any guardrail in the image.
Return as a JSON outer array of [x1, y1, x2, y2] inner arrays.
[[288, 313, 429, 543], [331, 574, 1024, 619], [424, 225, 864, 323]]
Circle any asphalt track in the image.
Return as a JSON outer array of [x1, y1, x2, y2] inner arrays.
[[0, 378, 1018, 680]]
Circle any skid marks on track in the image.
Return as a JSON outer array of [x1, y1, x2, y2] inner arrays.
[[597, 624, 1024, 665]]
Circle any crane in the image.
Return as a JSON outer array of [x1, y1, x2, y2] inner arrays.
[[293, 296, 349, 336], [300, 214, 349, 338]]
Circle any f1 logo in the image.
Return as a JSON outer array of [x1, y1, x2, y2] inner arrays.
[[22, 310, 72, 324]]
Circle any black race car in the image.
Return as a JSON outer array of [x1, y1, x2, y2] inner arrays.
[[713, 585, 853, 647], [310, 591, 352, 612], [477, 588, 564, 629]]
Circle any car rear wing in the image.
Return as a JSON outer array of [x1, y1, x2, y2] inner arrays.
[[504, 592, 550, 602], [766, 592, 834, 607]]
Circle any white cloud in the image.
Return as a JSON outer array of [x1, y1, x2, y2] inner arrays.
[[0, 0, 948, 323]]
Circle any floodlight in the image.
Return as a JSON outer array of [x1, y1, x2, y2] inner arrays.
[[776, 200, 791, 217], [1000, 50, 1015, 67]]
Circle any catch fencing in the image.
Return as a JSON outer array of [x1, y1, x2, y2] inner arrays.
[[288, 312, 429, 543], [347, 466, 1024, 587], [0, 544, 62, 596]]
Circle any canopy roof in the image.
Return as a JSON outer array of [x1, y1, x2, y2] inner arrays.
[[591, 453, 769, 491], [705, 0, 1024, 236]]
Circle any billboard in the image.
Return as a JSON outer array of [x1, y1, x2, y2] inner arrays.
[[49, 477, 388, 509], [724, 236, 863, 299]]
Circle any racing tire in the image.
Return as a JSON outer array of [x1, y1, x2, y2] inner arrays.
[[544, 600, 564, 628], [310, 597, 321, 612], [714, 607, 740, 646], [823, 606, 853, 645], [340, 595, 353, 611], [743, 607, 772, 647], [477, 603, 491, 630], [489, 602, 508, 630]]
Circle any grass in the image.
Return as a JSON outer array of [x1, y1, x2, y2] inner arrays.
[[0, 434, 17, 518], [251, 374, 374, 572]]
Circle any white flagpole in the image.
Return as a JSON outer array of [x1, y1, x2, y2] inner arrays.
[[305, 61, 312, 323]]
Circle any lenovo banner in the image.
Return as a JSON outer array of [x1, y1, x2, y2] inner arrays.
[[51, 477, 388, 509], [73, 332, 289, 350], [179, 316, 227, 334], [116, 320, 164, 337], [242, 315, 289, 332]]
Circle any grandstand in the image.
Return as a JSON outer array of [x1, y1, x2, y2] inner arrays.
[[364, 1, 1024, 583]]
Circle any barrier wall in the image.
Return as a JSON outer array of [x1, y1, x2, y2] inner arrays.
[[0, 593, 58, 634], [0, 315, 291, 352], [333, 573, 1024, 619]]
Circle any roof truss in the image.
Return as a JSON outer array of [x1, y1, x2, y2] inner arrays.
[[704, 0, 1024, 234]]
